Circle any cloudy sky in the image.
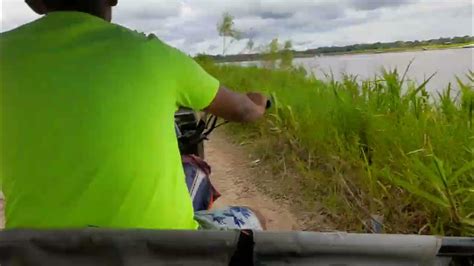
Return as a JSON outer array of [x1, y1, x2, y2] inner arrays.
[[1, 0, 473, 55]]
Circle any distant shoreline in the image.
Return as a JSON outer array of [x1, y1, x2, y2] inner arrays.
[[320, 43, 474, 56], [211, 42, 474, 63]]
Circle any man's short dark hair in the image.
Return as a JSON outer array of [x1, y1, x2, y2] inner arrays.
[[42, 0, 104, 16]]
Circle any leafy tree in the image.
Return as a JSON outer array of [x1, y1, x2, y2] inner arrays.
[[281, 40, 294, 69], [245, 38, 255, 53], [269, 38, 280, 53], [263, 38, 280, 69], [217, 12, 241, 55]]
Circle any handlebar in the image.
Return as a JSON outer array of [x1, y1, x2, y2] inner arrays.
[[177, 95, 273, 150], [201, 97, 272, 140], [266, 99, 273, 110]]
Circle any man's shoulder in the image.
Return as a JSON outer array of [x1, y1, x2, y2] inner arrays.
[[112, 25, 194, 65], [111, 24, 176, 53], [111, 23, 151, 41]]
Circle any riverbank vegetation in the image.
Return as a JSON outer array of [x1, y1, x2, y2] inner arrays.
[[208, 35, 474, 63], [197, 57, 474, 236], [301, 35, 474, 55]]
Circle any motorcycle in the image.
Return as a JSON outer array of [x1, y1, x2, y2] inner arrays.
[[175, 108, 216, 159], [175, 108, 222, 212], [176, 104, 271, 230]]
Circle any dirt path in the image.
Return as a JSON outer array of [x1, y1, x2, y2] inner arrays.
[[206, 130, 299, 231]]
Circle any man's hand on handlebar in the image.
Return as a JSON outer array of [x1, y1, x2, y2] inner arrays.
[[204, 86, 268, 123], [246, 92, 268, 113], [247, 92, 273, 111]]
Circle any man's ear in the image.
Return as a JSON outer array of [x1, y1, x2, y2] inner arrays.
[[25, 0, 47, 14]]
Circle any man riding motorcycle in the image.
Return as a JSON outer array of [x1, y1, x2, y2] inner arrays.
[[0, 0, 267, 230]]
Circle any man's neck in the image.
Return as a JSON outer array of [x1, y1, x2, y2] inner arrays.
[[46, 9, 109, 21]]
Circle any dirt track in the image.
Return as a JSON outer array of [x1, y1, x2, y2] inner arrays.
[[207, 130, 299, 231], [0, 130, 299, 230]]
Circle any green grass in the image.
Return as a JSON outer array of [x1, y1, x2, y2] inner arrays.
[[199, 58, 474, 236]]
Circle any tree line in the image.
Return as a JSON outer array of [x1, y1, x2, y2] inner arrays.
[[206, 12, 473, 64], [303, 36, 474, 55]]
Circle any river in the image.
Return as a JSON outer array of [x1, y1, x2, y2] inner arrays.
[[243, 48, 473, 91]]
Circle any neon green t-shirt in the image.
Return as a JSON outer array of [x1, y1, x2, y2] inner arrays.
[[0, 11, 219, 229]]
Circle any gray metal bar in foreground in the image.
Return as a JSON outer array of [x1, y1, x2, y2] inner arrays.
[[254, 231, 471, 266], [0, 229, 241, 266], [0, 229, 472, 266]]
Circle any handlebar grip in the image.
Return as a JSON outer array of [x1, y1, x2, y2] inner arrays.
[[266, 99, 273, 110]]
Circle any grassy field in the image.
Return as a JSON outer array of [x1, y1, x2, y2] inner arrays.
[[198, 58, 474, 236]]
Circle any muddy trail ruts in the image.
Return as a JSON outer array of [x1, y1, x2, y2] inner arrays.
[[206, 130, 299, 230]]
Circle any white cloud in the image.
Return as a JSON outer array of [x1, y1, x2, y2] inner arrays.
[[1, 0, 39, 31], [1, 0, 472, 55]]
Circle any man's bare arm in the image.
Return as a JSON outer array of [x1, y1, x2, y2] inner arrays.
[[204, 86, 267, 123]]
